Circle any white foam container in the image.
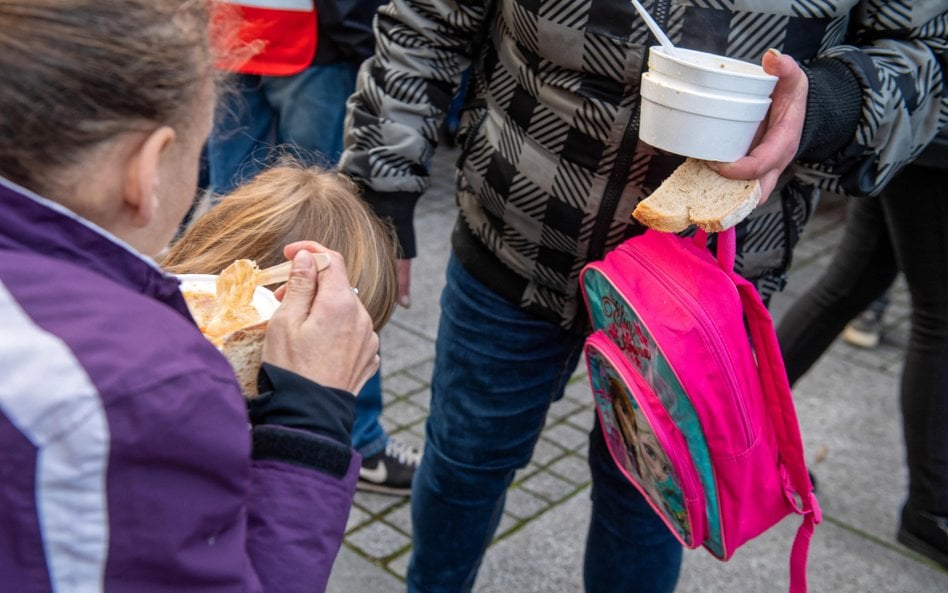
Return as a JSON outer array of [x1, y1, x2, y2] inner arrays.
[[639, 46, 778, 162]]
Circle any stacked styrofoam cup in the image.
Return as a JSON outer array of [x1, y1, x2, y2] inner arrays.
[[639, 46, 778, 162]]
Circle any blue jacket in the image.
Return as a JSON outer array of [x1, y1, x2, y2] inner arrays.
[[0, 177, 358, 592]]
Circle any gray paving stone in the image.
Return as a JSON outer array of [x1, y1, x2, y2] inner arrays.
[[383, 372, 427, 397], [382, 400, 428, 428], [345, 506, 371, 534], [531, 436, 567, 466], [346, 520, 412, 561], [382, 500, 412, 535], [327, 546, 403, 593], [380, 323, 435, 375], [547, 453, 591, 486], [504, 486, 550, 520], [354, 490, 405, 515], [520, 470, 578, 504], [542, 421, 590, 451]]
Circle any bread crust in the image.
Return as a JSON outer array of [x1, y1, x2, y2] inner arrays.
[[632, 158, 761, 233], [220, 321, 268, 397]]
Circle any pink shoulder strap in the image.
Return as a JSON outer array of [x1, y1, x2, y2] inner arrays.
[[696, 228, 822, 593]]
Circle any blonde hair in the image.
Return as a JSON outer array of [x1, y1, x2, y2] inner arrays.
[[162, 162, 399, 331]]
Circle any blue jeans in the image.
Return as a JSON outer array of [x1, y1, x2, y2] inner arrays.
[[352, 362, 387, 457], [408, 255, 682, 592], [207, 63, 358, 194]]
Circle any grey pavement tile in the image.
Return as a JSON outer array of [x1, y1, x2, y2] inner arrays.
[[354, 490, 406, 515], [504, 486, 551, 520], [520, 470, 578, 504], [381, 400, 428, 429], [382, 499, 412, 535], [405, 359, 435, 385], [382, 372, 427, 397], [380, 323, 436, 375], [345, 506, 371, 534], [564, 406, 596, 434], [408, 387, 432, 410], [346, 520, 412, 561], [542, 421, 590, 452], [546, 396, 581, 423], [547, 453, 591, 486], [563, 377, 593, 405], [493, 512, 519, 541], [327, 546, 403, 593], [531, 436, 567, 466], [387, 549, 411, 580]]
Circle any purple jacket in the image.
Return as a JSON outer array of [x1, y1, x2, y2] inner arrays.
[[0, 177, 359, 592]]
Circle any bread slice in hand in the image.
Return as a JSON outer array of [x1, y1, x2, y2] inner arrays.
[[633, 158, 761, 233], [220, 321, 268, 398]]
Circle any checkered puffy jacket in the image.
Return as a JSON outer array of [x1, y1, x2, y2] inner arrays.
[[341, 0, 947, 328]]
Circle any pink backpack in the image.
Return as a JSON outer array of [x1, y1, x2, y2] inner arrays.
[[581, 228, 821, 593]]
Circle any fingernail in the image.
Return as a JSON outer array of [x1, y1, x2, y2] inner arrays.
[[399, 295, 411, 308], [293, 250, 313, 271], [767, 48, 781, 58], [706, 161, 721, 171]]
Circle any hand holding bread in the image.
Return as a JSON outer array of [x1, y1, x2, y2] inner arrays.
[[633, 158, 761, 233]]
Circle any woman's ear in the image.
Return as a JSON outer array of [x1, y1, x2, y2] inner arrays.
[[124, 126, 176, 227]]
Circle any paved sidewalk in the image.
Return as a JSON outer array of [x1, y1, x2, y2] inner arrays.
[[328, 145, 948, 593]]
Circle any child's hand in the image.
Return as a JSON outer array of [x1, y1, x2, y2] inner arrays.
[[263, 241, 379, 395]]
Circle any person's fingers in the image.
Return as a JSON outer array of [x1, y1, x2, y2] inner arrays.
[[397, 259, 412, 309], [274, 249, 319, 324], [757, 169, 783, 204], [282, 241, 331, 270], [712, 49, 808, 183]]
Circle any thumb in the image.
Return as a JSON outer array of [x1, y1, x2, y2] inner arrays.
[[278, 249, 318, 321]]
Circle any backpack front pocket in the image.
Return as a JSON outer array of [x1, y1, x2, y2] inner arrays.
[[585, 330, 707, 548]]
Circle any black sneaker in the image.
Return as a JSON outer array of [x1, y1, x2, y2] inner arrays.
[[842, 308, 884, 349], [358, 437, 421, 496], [897, 503, 948, 569]]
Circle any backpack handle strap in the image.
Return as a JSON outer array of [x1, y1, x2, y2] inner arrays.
[[694, 226, 820, 592], [732, 269, 822, 593], [692, 228, 736, 271]]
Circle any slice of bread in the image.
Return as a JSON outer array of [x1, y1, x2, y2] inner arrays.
[[633, 158, 761, 233], [220, 321, 268, 398]]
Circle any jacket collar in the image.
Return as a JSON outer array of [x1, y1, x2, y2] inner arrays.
[[0, 175, 187, 310]]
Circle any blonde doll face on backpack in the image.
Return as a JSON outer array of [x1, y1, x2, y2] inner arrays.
[[635, 423, 671, 484]]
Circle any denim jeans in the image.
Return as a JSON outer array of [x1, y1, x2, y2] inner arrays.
[[408, 255, 682, 593], [206, 63, 359, 195], [352, 361, 387, 457]]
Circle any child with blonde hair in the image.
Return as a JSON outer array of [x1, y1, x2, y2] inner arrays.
[[164, 161, 419, 494], [164, 161, 399, 332]]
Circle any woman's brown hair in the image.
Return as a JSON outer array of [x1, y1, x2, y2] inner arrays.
[[162, 162, 400, 331], [0, 0, 217, 194]]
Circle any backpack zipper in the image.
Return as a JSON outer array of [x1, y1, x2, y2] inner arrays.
[[623, 244, 755, 450]]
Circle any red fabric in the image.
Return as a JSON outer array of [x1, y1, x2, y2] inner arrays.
[[220, 5, 317, 76]]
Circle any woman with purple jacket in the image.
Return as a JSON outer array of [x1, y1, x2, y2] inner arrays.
[[0, 2, 378, 591]]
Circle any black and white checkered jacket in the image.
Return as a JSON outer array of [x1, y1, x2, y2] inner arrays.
[[341, 0, 947, 328]]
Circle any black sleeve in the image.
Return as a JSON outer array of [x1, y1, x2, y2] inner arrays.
[[796, 57, 864, 163], [248, 363, 356, 446]]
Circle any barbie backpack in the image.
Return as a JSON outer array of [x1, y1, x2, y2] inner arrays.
[[581, 228, 821, 593]]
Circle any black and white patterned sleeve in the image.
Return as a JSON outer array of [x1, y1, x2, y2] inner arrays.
[[340, 0, 492, 258], [795, 0, 947, 197]]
